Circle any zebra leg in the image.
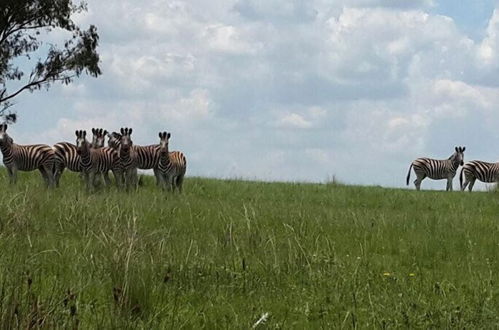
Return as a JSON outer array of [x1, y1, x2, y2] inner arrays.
[[38, 167, 50, 187], [54, 166, 64, 187], [158, 172, 167, 191], [88, 171, 96, 191], [103, 171, 111, 186], [468, 178, 476, 192], [153, 168, 161, 186], [461, 176, 470, 191], [7, 166, 16, 185], [132, 168, 139, 190], [414, 174, 425, 191], [44, 163, 55, 188], [112, 169, 124, 189], [169, 174, 176, 192], [446, 177, 453, 191], [176, 174, 184, 194]]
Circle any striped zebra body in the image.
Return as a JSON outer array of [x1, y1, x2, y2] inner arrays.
[[76, 130, 122, 190], [119, 128, 139, 189], [53, 128, 108, 187], [0, 124, 54, 187], [460, 160, 499, 191], [108, 132, 161, 184], [157, 132, 187, 193], [406, 146, 465, 191]]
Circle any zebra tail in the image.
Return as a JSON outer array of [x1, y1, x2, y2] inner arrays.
[[459, 167, 464, 190], [406, 164, 413, 186]]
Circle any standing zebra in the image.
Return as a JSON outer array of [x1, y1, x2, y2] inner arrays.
[[460, 160, 499, 192], [406, 146, 465, 191], [158, 131, 187, 193], [0, 124, 55, 187], [107, 131, 162, 184], [75, 130, 123, 190], [91, 128, 108, 148], [119, 127, 138, 189], [53, 128, 107, 186]]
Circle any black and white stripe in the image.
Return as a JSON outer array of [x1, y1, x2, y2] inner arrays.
[[157, 131, 187, 193], [460, 160, 499, 192], [118, 127, 138, 189], [107, 131, 162, 184], [75, 130, 122, 190], [406, 146, 465, 191], [0, 124, 55, 187], [53, 128, 108, 186]]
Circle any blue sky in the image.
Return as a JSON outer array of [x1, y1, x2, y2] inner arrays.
[[432, 0, 495, 39], [5, 0, 499, 190]]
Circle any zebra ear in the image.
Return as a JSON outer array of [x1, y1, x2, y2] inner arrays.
[[129, 128, 132, 135], [455, 147, 458, 152], [158, 132, 162, 139], [83, 131, 87, 138], [167, 132, 171, 139], [75, 130, 79, 137], [462, 147, 466, 152], [120, 128, 124, 135], [103, 130, 108, 136]]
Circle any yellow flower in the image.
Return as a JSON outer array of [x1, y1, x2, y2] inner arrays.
[[409, 273, 415, 277], [383, 272, 391, 276]]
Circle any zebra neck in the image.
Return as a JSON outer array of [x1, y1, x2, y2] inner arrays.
[[450, 159, 460, 171], [120, 148, 132, 162], [0, 142, 13, 161], [80, 145, 91, 166], [159, 151, 170, 165]]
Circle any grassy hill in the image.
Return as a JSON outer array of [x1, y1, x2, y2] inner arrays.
[[0, 169, 499, 328]]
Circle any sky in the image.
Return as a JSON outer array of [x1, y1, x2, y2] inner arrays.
[[5, 0, 499, 189]]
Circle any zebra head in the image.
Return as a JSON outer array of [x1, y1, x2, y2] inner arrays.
[[91, 128, 107, 148], [453, 146, 466, 166], [75, 130, 89, 155], [0, 123, 10, 145], [120, 127, 133, 151], [107, 132, 121, 150], [158, 131, 171, 154]]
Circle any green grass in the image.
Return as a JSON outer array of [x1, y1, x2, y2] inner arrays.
[[0, 169, 499, 328]]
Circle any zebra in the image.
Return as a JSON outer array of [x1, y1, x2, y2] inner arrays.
[[107, 131, 162, 185], [406, 146, 465, 191], [460, 160, 499, 192], [0, 123, 55, 187], [157, 131, 187, 193], [53, 128, 108, 187], [91, 128, 108, 148], [118, 127, 139, 189], [75, 130, 123, 190]]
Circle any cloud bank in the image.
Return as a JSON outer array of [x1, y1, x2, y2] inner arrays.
[[8, 0, 499, 189]]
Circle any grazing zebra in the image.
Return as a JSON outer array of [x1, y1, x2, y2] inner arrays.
[[460, 160, 499, 192], [119, 127, 138, 189], [406, 146, 465, 191], [53, 128, 108, 187], [75, 130, 123, 190], [157, 131, 187, 193], [0, 124, 55, 187], [107, 131, 162, 184]]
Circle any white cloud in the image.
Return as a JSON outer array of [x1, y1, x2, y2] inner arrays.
[[276, 113, 312, 129], [8, 0, 499, 190]]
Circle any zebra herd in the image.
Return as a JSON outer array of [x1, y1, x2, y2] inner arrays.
[[407, 146, 499, 192], [0, 124, 187, 192]]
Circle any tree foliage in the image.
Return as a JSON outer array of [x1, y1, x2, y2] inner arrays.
[[0, 0, 101, 113]]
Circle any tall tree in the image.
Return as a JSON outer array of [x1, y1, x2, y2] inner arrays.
[[0, 0, 101, 113]]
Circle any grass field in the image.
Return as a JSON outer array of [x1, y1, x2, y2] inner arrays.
[[0, 169, 499, 328]]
